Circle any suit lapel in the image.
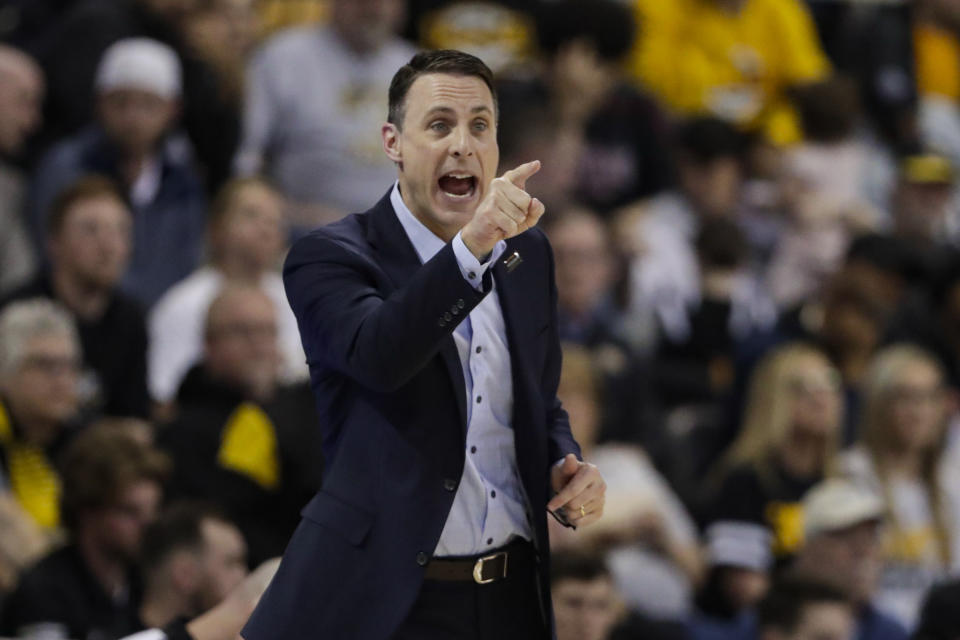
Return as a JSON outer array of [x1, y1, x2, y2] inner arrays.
[[365, 190, 468, 434]]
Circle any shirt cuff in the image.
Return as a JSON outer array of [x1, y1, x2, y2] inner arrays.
[[452, 232, 507, 291]]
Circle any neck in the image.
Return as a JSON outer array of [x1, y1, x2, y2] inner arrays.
[[836, 349, 872, 386], [779, 432, 825, 478], [4, 398, 59, 447], [880, 445, 925, 479], [119, 150, 152, 187], [140, 584, 189, 629], [51, 268, 110, 320], [77, 528, 129, 600], [216, 255, 265, 283]]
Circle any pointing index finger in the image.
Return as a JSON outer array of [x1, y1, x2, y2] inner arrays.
[[501, 160, 541, 190]]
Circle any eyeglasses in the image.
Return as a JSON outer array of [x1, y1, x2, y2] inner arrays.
[[20, 355, 81, 376], [889, 385, 944, 405]]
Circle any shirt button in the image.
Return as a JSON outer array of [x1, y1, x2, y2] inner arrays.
[[475, 346, 482, 354], [476, 395, 482, 403], [491, 490, 496, 498], [416, 551, 429, 566], [457, 299, 465, 309], [487, 538, 493, 545], [468, 271, 476, 279], [443, 478, 458, 492], [470, 446, 477, 454]]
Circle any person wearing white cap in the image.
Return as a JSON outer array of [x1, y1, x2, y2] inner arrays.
[[28, 37, 207, 308], [791, 479, 908, 640]]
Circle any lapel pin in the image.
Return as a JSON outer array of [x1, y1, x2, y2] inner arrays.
[[504, 251, 523, 273]]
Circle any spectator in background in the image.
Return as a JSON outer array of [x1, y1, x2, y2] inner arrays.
[[915, 0, 960, 172], [0, 425, 169, 640], [838, 345, 960, 630], [496, 0, 670, 215], [702, 343, 843, 564], [2, 176, 149, 419], [29, 38, 206, 308], [149, 177, 306, 407], [0, 299, 81, 531], [158, 285, 322, 565], [136, 502, 247, 632], [235, 0, 415, 231], [0, 45, 43, 296], [404, 0, 538, 74], [627, 0, 830, 146], [545, 209, 657, 444], [550, 550, 626, 640], [551, 344, 702, 621], [791, 479, 908, 640], [619, 118, 775, 361], [756, 576, 854, 640], [34, 0, 242, 191], [689, 522, 771, 639]]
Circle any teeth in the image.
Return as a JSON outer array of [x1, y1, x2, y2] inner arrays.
[[445, 173, 473, 179]]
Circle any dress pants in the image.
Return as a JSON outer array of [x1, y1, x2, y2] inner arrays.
[[392, 540, 550, 640]]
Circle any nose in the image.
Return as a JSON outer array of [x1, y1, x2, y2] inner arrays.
[[450, 124, 474, 158]]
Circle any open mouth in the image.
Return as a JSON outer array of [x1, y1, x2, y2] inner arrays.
[[438, 173, 477, 199]]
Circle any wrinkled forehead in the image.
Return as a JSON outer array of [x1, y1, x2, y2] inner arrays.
[[404, 73, 496, 122]]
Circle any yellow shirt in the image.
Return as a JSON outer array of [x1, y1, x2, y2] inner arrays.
[[627, 0, 830, 145], [915, 23, 960, 102], [0, 402, 61, 529]]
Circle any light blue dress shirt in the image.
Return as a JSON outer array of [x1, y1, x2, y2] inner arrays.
[[390, 184, 534, 557]]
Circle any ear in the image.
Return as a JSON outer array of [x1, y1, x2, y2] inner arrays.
[[382, 122, 402, 167]]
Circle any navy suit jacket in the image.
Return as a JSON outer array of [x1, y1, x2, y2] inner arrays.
[[242, 190, 581, 639]]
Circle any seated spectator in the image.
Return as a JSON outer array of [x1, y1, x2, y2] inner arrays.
[[545, 209, 657, 444], [29, 38, 206, 307], [158, 285, 322, 565], [235, 0, 415, 231], [791, 479, 908, 640], [619, 118, 775, 353], [0, 425, 169, 640], [551, 344, 701, 620], [702, 343, 843, 564], [838, 345, 960, 629], [119, 557, 280, 640], [136, 502, 248, 632], [690, 522, 772, 637], [0, 45, 42, 296], [915, 0, 960, 177], [2, 176, 149, 419], [627, 0, 830, 145], [149, 177, 307, 406], [756, 575, 854, 640], [0, 299, 81, 530], [913, 579, 960, 640], [496, 0, 670, 215], [551, 549, 626, 640]]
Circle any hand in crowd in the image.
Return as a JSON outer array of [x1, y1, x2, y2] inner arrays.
[[549, 453, 606, 528], [461, 160, 546, 260]]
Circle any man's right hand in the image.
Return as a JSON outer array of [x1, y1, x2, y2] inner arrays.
[[461, 160, 545, 260]]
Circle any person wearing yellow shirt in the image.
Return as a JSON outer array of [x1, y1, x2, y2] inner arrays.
[[628, 0, 830, 145]]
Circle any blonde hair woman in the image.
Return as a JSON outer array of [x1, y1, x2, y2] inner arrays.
[[838, 344, 960, 629], [703, 343, 844, 561]]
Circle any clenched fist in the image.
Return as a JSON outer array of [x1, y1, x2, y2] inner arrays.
[[461, 160, 546, 260]]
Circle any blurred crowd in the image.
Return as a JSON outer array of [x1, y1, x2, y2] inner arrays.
[[2, 0, 960, 638]]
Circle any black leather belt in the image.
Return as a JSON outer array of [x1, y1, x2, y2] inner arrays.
[[424, 539, 535, 584]]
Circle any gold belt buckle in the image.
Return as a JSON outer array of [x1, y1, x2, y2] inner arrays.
[[472, 551, 508, 584]]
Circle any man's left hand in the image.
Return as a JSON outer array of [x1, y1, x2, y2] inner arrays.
[[548, 453, 605, 527]]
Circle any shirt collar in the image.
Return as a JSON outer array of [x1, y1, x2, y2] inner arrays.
[[390, 182, 447, 264]]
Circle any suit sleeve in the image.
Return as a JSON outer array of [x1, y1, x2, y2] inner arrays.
[[539, 231, 581, 466], [283, 234, 490, 393]]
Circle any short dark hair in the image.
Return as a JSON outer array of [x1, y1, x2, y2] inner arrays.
[[674, 117, 746, 165], [140, 501, 233, 579], [757, 575, 849, 634], [550, 549, 610, 586], [536, 0, 636, 62], [59, 424, 170, 531], [47, 174, 128, 238], [696, 218, 748, 270], [388, 50, 497, 129]]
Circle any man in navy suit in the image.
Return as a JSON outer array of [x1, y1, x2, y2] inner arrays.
[[242, 49, 606, 640]]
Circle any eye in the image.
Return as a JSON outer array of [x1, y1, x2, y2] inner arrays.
[[430, 120, 449, 133], [472, 119, 489, 132]]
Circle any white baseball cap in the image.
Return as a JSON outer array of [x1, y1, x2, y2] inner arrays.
[[705, 521, 773, 572], [95, 38, 181, 99], [803, 478, 885, 539]]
